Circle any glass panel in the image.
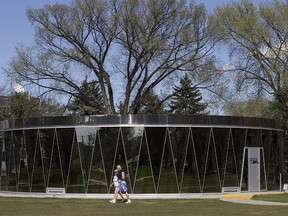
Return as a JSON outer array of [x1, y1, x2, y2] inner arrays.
[[48, 132, 64, 188], [1, 132, 7, 191], [13, 131, 21, 191], [158, 130, 178, 193], [76, 127, 97, 192], [270, 131, 281, 190], [231, 129, 246, 187], [169, 127, 189, 191], [87, 128, 107, 193], [122, 127, 143, 193], [203, 129, 221, 193], [213, 128, 229, 187], [213, 128, 239, 187], [57, 128, 74, 188], [5, 131, 17, 191], [193, 128, 210, 192], [246, 129, 261, 147], [24, 130, 38, 191], [66, 131, 85, 193], [241, 148, 249, 191], [39, 129, 55, 188], [13, 130, 30, 192], [112, 130, 130, 193], [262, 130, 274, 190], [134, 130, 155, 193], [181, 129, 201, 193], [31, 131, 45, 192], [99, 127, 119, 191], [223, 130, 239, 187], [145, 127, 166, 189]]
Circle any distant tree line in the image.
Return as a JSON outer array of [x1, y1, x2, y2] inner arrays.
[[0, 92, 65, 121]]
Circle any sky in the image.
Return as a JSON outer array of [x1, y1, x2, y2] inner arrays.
[[0, 0, 265, 91]]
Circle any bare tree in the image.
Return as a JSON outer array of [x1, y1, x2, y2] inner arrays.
[[0, 84, 9, 96], [5, 0, 218, 114]]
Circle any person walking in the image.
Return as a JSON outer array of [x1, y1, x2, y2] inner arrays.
[[118, 178, 131, 203], [110, 165, 131, 204], [110, 169, 124, 203]]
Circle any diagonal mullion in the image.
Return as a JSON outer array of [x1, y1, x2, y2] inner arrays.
[[38, 130, 47, 188], [22, 131, 31, 192], [119, 128, 133, 193], [190, 128, 201, 193], [46, 129, 56, 188], [76, 130, 86, 193], [202, 128, 212, 193], [230, 129, 240, 186], [144, 128, 157, 193], [157, 129, 168, 192], [87, 128, 98, 192], [211, 129, 221, 191], [132, 128, 144, 194], [98, 128, 109, 193], [179, 128, 190, 192], [65, 130, 75, 191], [167, 128, 180, 193]]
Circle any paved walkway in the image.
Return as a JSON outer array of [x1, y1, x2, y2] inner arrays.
[[220, 197, 288, 206], [220, 192, 288, 206]]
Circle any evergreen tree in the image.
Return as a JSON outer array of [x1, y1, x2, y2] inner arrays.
[[10, 92, 38, 119], [67, 79, 104, 115], [169, 74, 207, 114], [138, 90, 166, 114]]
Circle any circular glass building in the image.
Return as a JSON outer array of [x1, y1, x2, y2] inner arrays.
[[0, 115, 283, 194]]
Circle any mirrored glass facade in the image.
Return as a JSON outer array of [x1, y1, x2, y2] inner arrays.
[[0, 115, 283, 194]]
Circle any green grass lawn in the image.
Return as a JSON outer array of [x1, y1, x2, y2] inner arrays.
[[252, 193, 288, 203], [0, 197, 288, 216]]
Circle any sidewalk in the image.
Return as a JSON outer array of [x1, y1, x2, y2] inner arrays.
[[220, 192, 288, 206], [221, 197, 288, 205]]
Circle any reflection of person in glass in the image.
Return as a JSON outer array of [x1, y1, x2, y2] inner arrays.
[[110, 169, 124, 202], [110, 165, 131, 204]]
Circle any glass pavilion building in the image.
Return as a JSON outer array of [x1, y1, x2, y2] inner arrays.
[[0, 115, 284, 194]]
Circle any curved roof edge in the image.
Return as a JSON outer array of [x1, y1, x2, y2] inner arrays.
[[0, 114, 283, 131]]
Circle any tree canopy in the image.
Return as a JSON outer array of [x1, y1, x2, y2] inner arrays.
[[211, 0, 288, 124], [222, 97, 279, 118], [5, 0, 218, 115], [0, 92, 65, 121]]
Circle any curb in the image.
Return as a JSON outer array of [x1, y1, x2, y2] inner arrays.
[[221, 194, 253, 199], [221, 191, 284, 199]]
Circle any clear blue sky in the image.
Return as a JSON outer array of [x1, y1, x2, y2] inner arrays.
[[0, 0, 266, 90]]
